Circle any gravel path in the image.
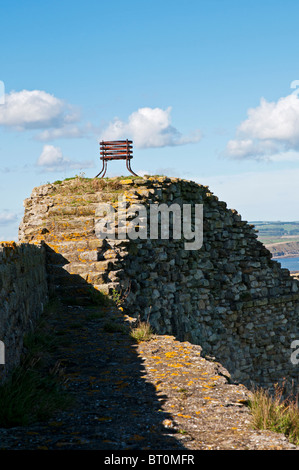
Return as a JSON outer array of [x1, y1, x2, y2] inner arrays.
[[0, 303, 297, 451]]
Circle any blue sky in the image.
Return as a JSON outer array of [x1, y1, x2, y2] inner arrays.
[[1, 0, 299, 240]]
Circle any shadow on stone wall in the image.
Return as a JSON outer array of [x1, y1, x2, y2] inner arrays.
[[37, 245, 187, 450], [0, 241, 48, 384]]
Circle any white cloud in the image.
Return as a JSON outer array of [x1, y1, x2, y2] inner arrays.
[[36, 145, 94, 172], [35, 121, 96, 141], [100, 107, 202, 148], [37, 145, 64, 166], [0, 211, 18, 225], [0, 89, 77, 130], [226, 93, 299, 160], [0, 89, 101, 141], [35, 125, 85, 141]]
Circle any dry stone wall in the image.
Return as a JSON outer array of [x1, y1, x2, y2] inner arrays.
[[0, 241, 48, 382], [18, 176, 299, 395]]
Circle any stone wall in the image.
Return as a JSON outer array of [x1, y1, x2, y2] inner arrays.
[[0, 241, 48, 382], [18, 176, 299, 395]]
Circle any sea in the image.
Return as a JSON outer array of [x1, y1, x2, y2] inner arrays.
[[273, 256, 299, 272]]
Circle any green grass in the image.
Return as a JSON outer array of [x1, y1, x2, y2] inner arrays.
[[249, 384, 299, 446], [252, 221, 299, 244], [23, 329, 57, 358], [111, 289, 122, 306], [259, 236, 299, 245], [86, 309, 105, 320], [0, 299, 73, 428], [49, 175, 125, 196], [129, 320, 154, 343], [103, 320, 127, 334], [0, 364, 72, 427], [88, 287, 111, 306]]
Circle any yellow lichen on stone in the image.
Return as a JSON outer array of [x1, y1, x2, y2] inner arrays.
[[0, 241, 17, 248], [119, 179, 134, 185]]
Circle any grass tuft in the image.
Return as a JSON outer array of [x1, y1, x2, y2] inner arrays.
[[248, 383, 299, 446], [49, 175, 124, 196], [129, 320, 154, 343]]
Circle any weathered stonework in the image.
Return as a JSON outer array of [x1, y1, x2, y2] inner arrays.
[[0, 241, 48, 382], [18, 176, 299, 395]]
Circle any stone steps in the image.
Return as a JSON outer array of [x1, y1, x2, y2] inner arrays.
[[46, 249, 100, 265], [44, 221, 122, 302], [18, 180, 137, 305], [47, 204, 98, 217]]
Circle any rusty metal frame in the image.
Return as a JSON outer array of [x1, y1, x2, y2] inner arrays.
[[95, 139, 138, 178]]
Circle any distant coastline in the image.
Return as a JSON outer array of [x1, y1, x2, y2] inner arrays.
[[248, 221, 299, 274], [250, 221, 299, 259], [265, 241, 299, 259], [272, 253, 299, 259]]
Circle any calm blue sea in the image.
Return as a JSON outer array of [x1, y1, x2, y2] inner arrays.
[[273, 256, 299, 272]]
